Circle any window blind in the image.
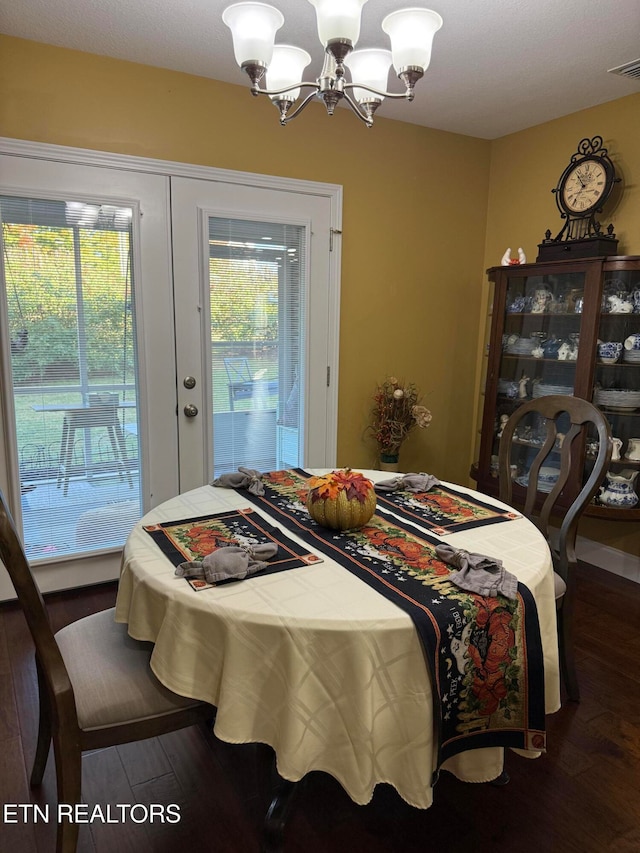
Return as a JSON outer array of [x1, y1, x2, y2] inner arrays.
[[0, 195, 141, 560], [207, 216, 306, 474]]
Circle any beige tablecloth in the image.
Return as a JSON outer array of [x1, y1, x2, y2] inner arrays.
[[115, 470, 560, 809]]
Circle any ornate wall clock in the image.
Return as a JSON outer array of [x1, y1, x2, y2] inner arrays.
[[537, 136, 621, 261]]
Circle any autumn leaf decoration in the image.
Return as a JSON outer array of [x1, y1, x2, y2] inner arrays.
[[307, 468, 373, 504], [306, 469, 377, 530]]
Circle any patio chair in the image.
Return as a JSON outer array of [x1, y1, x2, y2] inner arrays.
[[0, 488, 215, 853], [223, 357, 277, 410], [498, 395, 612, 702], [57, 393, 133, 496]]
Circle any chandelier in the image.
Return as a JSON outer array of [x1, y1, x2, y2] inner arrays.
[[222, 1, 442, 127]]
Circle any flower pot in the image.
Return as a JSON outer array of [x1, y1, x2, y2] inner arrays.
[[379, 453, 400, 472]]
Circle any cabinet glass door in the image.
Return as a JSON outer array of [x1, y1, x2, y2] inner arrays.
[[592, 269, 640, 508], [493, 270, 586, 489]]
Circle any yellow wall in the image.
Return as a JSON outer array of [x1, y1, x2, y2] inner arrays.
[[481, 95, 640, 557], [0, 35, 491, 484], [0, 35, 637, 556]]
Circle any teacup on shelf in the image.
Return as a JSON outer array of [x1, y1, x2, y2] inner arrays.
[[597, 341, 623, 363], [624, 333, 640, 352]]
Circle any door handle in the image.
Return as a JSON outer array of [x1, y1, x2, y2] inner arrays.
[[183, 404, 198, 418]]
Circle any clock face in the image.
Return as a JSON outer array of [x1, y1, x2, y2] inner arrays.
[[561, 158, 609, 215]]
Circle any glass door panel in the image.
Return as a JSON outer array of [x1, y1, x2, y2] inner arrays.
[[495, 270, 586, 487], [1, 195, 142, 558], [208, 217, 304, 475]]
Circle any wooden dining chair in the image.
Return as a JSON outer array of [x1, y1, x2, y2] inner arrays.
[[498, 395, 612, 702], [0, 488, 215, 853]]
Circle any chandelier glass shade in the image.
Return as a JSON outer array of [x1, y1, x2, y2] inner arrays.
[[222, 1, 443, 127], [266, 45, 312, 104], [309, 0, 368, 48]]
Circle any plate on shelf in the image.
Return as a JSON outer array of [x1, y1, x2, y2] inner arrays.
[[594, 389, 640, 407], [539, 466, 561, 483], [506, 340, 536, 355], [514, 475, 555, 493], [532, 383, 574, 398]]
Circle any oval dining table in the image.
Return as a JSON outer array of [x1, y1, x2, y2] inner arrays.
[[114, 469, 561, 829]]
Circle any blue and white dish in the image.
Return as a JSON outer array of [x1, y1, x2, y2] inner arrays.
[[598, 341, 623, 363], [624, 333, 640, 351]]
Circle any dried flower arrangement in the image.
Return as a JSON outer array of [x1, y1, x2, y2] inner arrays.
[[368, 376, 432, 461]]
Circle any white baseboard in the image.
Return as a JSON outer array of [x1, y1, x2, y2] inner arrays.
[[576, 536, 640, 584]]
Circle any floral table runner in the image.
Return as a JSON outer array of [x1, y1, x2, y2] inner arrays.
[[233, 469, 546, 771]]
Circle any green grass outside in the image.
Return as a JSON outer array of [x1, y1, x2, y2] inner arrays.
[[13, 350, 280, 478]]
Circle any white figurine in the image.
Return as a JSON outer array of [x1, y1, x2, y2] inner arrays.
[[518, 376, 530, 399], [500, 248, 512, 266], [517, 247, 527, 264], [497, 414, 509, 438]]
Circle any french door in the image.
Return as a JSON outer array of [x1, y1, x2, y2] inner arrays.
[[171, 176, 336, 492], [0, 145, 340, 598]]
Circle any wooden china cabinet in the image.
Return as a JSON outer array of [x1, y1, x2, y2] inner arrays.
[[472, 254, 640, 520]]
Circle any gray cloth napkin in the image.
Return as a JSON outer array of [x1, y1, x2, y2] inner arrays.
[[211, 466, 264, 495], [374, 472, 441, 493], [435, 543, 518, 600], [176, 543, 278, 584]]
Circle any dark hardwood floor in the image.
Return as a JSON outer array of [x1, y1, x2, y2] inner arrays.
[[2, 561, 640, 853]]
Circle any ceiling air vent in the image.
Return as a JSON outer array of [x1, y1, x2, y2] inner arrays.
[[608, 59, 640, 79]]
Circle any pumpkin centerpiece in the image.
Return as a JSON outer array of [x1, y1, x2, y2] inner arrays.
[[306, 469, 376, 531]]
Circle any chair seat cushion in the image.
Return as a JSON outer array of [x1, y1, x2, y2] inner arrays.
[[55, 608, 203, 730], [554, 571, 567, 601]]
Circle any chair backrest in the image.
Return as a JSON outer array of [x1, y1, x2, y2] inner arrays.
[[88, 392, 119, 408], [0, 489, 75, 713], [223, 357, 252, 383], [498, 395, 612, 581]]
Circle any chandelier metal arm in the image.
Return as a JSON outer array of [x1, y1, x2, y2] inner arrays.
[[251, 79, 415, 104], [278, 89, 320, 125], [341, 90, 376, 127], [343, 82, 414, 102], [250, 80, 321, 98]]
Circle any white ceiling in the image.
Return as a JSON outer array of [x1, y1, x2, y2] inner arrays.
[[2, 0, 639, 139]]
